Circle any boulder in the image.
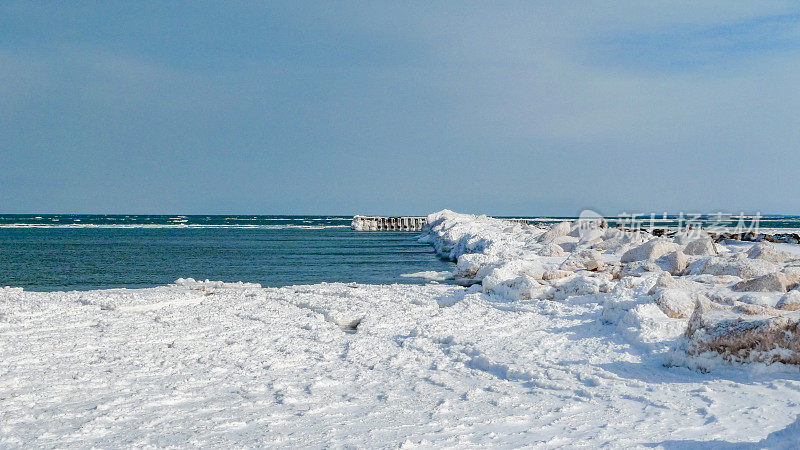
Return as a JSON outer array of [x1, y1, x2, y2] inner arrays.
[[551, 235, 580, 253], [558, 242, 580, 253], [690, 274, 742, 285], [647, 272, 708, 294], [777, 290, 800, 311], [560, 249, 604, 272], [773, 234, 800, 245], [782, 267, 800, 288], [737, 293, 777, 308], [732, 272, 791, 293], [539, 221, 571, 243], [551, 274, 612, 300], [621, 260, 662, 277], [542, 270, 572, 281], [685, 298, 800, 365], [654, 289, 696, 318], [592, 236, 624, 252], [570, 226, 605, 244], [747, 242, 794, 264], [620, 239, 681, 263], [686, 256, 778, 280], [732, 301, 780, 316], [538, 243, 564, 257], [482, 273, 546, 301], [656, 251, 688, 276], [651, 272, 676, 290], [585, 258, 604, 272], [673, 231, 705, 245], [684, 238, 718, 256]]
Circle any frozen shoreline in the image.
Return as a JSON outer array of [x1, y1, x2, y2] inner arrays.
[[421, 210, 800, 369], [3, 211, 800, 446]]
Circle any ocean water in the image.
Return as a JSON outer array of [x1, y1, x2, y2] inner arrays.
[[0, 215, 454, 291]]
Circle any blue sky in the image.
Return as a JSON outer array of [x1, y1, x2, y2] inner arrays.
[[1, 2, 799, 216]]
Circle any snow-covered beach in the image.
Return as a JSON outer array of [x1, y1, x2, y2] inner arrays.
[[3, 211, 800, 447]]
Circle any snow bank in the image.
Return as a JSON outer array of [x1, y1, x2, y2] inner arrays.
[[4, 280, 800, 446], [421, 209, 800, 368]]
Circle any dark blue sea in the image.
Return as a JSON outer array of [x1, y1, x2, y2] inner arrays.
[[0, 215, 454, 291]]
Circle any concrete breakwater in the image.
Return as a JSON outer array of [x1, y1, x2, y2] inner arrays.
[[352, 216, 800, 243], [351, 216, 428, 231], [351, 215, 530, 231]]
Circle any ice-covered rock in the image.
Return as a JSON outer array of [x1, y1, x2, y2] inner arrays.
[[560, 249, 604, 272], [673, 230, 709, 245], [551, 274, 612, 300], [621, 239, 681, 263], [689, 274, 742, 285], [575, 226, 605, 245], [732, 273, 791, 293], [654, 288, 696, 318], [421, 209, 800, 369], [651, 272, 676, 290], [655, 251, 688, 276], [737, 293, 779, 308], [747, 242, 794, 263], [777, 290, 800, 311], [592, 236, 625, 252], [685, 298, 800, 365], [538, 243, 564, 257], [542, 269, 572, 281], [783, 265, 800, 280], [455, 253, 494, 280], [538, 221, 571, 243], [684, 238, 718, 256], [621, 261, 662, 277], [483, 273, 546, 300], [552, 235, 580, 252], [685, 256, 778, 279]]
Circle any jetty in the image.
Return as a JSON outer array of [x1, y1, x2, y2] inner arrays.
[[351, 216, 428, 231], [351, 215, 530, 231]]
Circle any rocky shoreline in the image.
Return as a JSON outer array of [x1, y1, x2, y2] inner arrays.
[[421, 210, 800, 369], [621, 226, 800, 245]]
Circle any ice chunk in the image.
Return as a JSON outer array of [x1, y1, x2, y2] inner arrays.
[[538, 243, 564, 257], [777, 290, 800, 311], [686, 256, 778, 279], [684, 238, 718, 256], [732, 273, 791, 293], [538, 221, 571, 243], [620, 239, 681, 263], [747, 242, 795, 263], [654, 289, 696, 318], [560, 249, 604, 271], [655, 251, 688, 276]]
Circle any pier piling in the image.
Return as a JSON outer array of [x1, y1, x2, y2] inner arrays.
[[351, 215, 529, 231]]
